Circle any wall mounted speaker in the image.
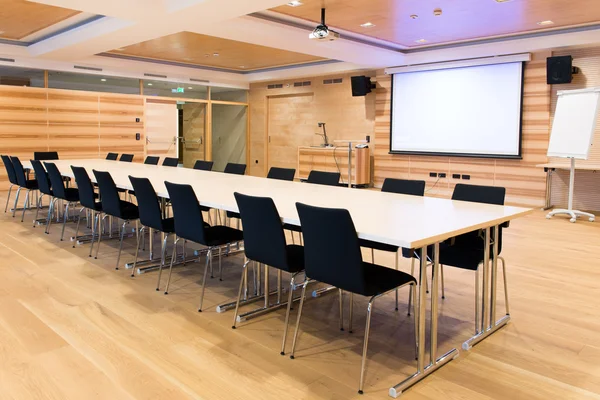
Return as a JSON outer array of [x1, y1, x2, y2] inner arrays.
[[547, 56, 578, 84], [351, 76, 375, 96]]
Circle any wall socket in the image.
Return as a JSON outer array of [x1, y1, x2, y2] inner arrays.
[[439, 173, 447, 178], [462, 174, 471, 180], [452, 174, 461, 179], [429, 172, 437, 177]]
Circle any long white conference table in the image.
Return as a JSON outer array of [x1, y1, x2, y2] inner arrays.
[[32, 159, 532, 397]]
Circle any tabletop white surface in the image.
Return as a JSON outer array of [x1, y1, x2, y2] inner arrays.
[[30, 160, 532, 249]]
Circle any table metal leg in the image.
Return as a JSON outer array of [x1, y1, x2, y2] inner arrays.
[[543, 168, 554, 211]]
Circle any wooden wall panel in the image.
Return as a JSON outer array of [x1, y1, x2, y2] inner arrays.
[[47, 90, 99, 160], [99, 95, 145, 162], [144, 100, 178, 160], [373, 55, 551, 207], [548, 46, 600, 211]]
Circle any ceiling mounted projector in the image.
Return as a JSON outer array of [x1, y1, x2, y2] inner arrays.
[[309, 8, 340, 41]]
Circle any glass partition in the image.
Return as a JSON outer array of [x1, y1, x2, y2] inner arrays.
[[144, 80, 208, 100], [48, 71, 140, 94], [211, 104, 247, 172], [211, 87, 247, 102], [0, 65, 44, 87], [179, 101, 207, 168]]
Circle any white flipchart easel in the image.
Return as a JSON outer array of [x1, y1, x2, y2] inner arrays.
[[546, 87, 600, 223]]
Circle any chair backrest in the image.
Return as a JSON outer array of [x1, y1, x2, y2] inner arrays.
[[71, 166, 96, 209], [34, 151, 59, 161], [162, 157, 179, 167], [30, 160, 52, 195], [10, 156, 28, 187], [129, 176, 164, 231], [224, 163, 246, 175], [234, 193, 288, 269], [44, 162, 67, 199], [193, 160, 214, 171], [382, 178, 426, 196], [93, 170, 123, 218], [165, 181, 208, 245], [119, 154, 134, 162], [106, 153, 118, 160], [452, 184, 506, 206], [306, 170, 340, 186], [144, 156, 160, 165], [296, 203, 366, 293], [267, 167, 295, 181], [1, 155, 18, 185]]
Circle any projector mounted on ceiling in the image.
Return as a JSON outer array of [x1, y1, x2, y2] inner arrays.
[[309, 8, 340, 41]]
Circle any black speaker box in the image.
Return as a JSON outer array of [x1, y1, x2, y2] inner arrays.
[[547, 56, 577, 84], [351, 76, 375, 96]]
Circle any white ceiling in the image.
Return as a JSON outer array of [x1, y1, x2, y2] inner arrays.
[[1, 0, 600, 87]]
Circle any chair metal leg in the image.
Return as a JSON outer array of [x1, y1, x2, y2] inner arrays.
[[182, 239, 186, 266], [45, 198, 58, 234], [499, 256, 510, 315], [154, 232, 169, 288], [164, 237, 180, 294], [218, 246, 223, 281], [349, 292, 354, 333], [115, 220, 128, 270], [339, 289, 344, 331], [33, 193, 43, 227], [232, 258, 251, 329], [290, 279, 312, 359], [12, 187, 22, 218], [281, 272, 300, 355], [395, 251, 399, 311], [20, 189, 31, 222], [441, 265, 446, 299], [197, 248, 213, 312], [411, 283, 418, 359], [358, 295, 377, 395], [371, 248, 374, 263], [290, 231, 295, 244], [89, 212, 99, 257], [408, 257, 415, 313], [60, 201, 70, 241], [73, 207, 85, 248], [4, 184, 14, 213], [475, 266, 481, 334], [95, 215, 108, 259], [132, 225, 145, 277]]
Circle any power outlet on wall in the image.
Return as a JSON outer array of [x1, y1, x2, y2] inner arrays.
[[429, 172, 437, 177], [439, 173, 447, 178]]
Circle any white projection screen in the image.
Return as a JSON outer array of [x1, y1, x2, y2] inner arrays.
[[390, 62, 524, 158]]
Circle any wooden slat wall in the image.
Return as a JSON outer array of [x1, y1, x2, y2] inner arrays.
[[0, 87, 147, 190], [549, 46, 600, 211], [144, 99, 177, 161], [373, 54, 551, 207]]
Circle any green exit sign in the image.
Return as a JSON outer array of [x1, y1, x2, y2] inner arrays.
[[171, 87, 185, 93]]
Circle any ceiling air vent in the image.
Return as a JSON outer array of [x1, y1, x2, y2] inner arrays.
[[144, 73, 167, 78], [74, 65, 103, 72], [190, 78, 209, 83], [294, 81, 311, 87], [0, 58, 15, 63], [267, 84, 283, 89], [324, 78, 343, 85]]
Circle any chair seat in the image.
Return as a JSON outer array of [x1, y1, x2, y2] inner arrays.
[[63, 188, 80, 202], [226, 210, 240, 219], [437, 244, 487, 271], [200, 205, 211, 213], [359, 238, 399, 253], [204, 225, 244, 247], [284, 244, 305, 273], [283, 223, 302, 233], [23, 180, 38, 190], [361, 263, 416, 297], [118, 201, 139, 220], [91, 202, 102, 212]]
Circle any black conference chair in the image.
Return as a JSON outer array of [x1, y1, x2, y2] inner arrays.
[[291, 203, 417, 394], [437, 183, 509, 333], [71, 166, 102, 251], [283, 170, 341, 240], [106, 153, 118, 161], [193, 160, 214, 171], [119, 154, 134, 162], [164, 181, 243, 310], [45, 162, 80, 241], [1, 155, 19, 213], [231, 193, 305, 354], [306, 170, 340, 186], [359, 178, 426, 310], [33, 151, 59, 161], [144, 156, 160, 165], [129, 176, 176, 285], [162, 157, 179, 167], [93, 170, 139, 270], [29, 160, 53, 230], [267, 167, 296, 181], [11, 156, 39, 222], [223, 163, 246, 175]]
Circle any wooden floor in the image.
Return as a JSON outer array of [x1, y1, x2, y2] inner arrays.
[[0, 195, 599, 399]]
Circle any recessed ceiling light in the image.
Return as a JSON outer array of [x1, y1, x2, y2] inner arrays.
[[415, 39, 427, 43], [213, 53, 219, 57], [287, 1, 303, 6], [188, 87, 193, 89], [537, 20, 554, 26], [495, 0, 513, 3], [410, 14, 419, 19], [360, 22, 375, 28], [239, 65, 245, 69], [101, 78, 107, 82], [115, 48, 125, 51], [0, 31, 5, 35], [147, 83, 153, 86]]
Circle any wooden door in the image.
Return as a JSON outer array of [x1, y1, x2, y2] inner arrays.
[[267, 93, 314, 178]]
